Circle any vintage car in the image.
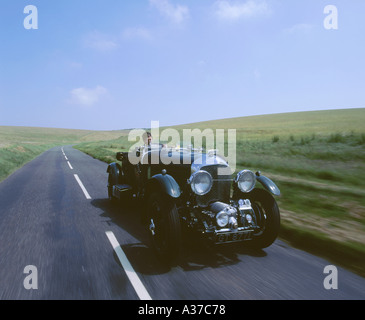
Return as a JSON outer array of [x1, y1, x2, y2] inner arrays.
[[107, 144, 281, 262]]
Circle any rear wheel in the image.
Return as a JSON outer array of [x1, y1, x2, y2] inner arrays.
[[108, 173, 117, 204], [107, 164, 122, 204], [247, 189, 280, 249], [147, 192, 182, 264], [108, 173, 119, 204]]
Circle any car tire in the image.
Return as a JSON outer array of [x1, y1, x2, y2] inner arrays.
[[108, 173, 119, 204], [147, 192, 182, 264], [247, 188, 281, 249]]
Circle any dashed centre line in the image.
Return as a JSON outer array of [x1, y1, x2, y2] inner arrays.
[[74, 174, 92, 200], [62, 147, 149, 300], [63, 148, 92, 200], [67, 161, 73, 170]]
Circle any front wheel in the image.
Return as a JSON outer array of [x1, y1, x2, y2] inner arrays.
[[247, 188, 281, 249], [147, 192, 182, 264]]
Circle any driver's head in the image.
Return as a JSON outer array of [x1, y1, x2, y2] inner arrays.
[[143, 131, 152, 146]]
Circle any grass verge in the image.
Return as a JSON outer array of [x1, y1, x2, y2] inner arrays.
[[0, 143, 57, 182], [280, 223, 365, 277]]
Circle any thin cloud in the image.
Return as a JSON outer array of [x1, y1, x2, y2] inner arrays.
[[69, 86, 108, 107], [122, 27, 153, 41], [214, 0, 271, 21], [283, 23, 314, 35], [84, 31, 118, 52], [149, 0, 190, 24]]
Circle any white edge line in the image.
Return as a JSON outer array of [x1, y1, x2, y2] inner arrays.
[[105, 231, 152, 301], [67, 161, 73, 170], [65, 156, 68, 160], [74, 174, 92, 200]]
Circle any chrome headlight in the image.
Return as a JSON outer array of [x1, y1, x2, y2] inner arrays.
[[235, 170, 256, 193], [189, 170, 213, 196], [216, 211, 229, 228]]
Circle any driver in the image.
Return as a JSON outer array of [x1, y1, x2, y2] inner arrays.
[[142, 131, 153, 146], [142, 131, 166, 149]]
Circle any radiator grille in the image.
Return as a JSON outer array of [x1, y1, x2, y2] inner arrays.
[[196, 164, 232, 207]]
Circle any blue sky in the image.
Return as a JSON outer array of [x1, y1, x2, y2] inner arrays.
[[0, 0, 364, 130]]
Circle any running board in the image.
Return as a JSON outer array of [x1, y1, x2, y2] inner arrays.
[[113, 184, 132, 199]]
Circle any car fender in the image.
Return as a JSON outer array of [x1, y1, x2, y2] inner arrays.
[[107, 162, 120, 186], [146, 173, 181, 199], [256, 174, 281, 196]]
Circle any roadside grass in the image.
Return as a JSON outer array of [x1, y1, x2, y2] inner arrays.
[[0, 144, 54, 182], [73, 135, 131, 164], [235, 131, 365, 276], [235, 134, 365, 276], [279, 223, 365, 277], [235, 133, 365, 188], [275, 181, 365, 274]]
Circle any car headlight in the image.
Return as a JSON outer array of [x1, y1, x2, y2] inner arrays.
[[235, 170, 256, 193], [189, 170, 213, 196], [216, 212, 229, 228]]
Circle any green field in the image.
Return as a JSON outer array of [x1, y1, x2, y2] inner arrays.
[[0, 126, 126, 182], [1, 108, 364, 276]]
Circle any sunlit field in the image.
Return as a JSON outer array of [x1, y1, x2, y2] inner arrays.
[[0, 126, 126, 182]]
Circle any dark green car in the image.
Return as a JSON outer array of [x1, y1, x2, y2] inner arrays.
[[107, 145, 281, 262]]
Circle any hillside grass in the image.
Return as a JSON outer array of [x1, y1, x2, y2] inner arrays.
[[74, 108, 365, 276], [0, 126, 126, 182]]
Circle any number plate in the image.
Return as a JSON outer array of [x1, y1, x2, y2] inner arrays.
[[215, 230, 253, 244]]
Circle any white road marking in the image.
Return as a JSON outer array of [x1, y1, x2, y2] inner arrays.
[[64, 147, 149, 299], [105, 231, 152, 301], [67, 161, 73, 170], [74, 174, 92, 200]]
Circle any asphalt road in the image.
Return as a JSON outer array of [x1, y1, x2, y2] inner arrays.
[[0, 145, 364, 300]]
